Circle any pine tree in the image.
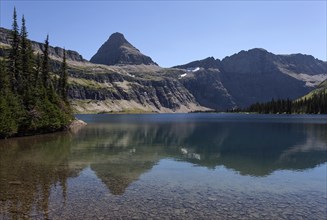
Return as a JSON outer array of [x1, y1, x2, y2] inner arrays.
[[8, 7, 20, 92], [59, 49, 68, 101], [246, 93, 327, 114], [1, 9, 73, 138], [0, 58, 10, 92], [19, 15, 34, 100], [42, 35, 50, 89], [34, 53, 41, 87], [0, 60, 18, 138]]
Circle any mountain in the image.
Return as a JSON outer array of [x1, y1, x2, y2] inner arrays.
[[1, 27, 208, 113], [0, 27, 326, 113], [218, 48, 327, 107], [90, 32, 157, 66], [221, 48, 326, 80], [174, 48, 327, 108], [173, 56, 221, 70], [0, 27, 84, 62]]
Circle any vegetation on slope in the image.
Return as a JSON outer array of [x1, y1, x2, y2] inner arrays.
[[0, 9, 73, 138], [300, 80, 327, 100], [246, 92, 327, 114]]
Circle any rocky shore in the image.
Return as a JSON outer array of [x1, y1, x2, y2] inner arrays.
[[68, 119, 87, 132]]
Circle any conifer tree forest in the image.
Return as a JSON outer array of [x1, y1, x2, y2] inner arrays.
[[246, 93, 327, 114], [0, 9, 73, 138]]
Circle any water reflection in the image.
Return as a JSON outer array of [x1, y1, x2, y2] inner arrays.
[[0, 114, 326, 219], [0, 132, 80, 219], [72, 116, 326, 177]]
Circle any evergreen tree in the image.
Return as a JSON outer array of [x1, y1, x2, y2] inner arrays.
[[1, 9, 73, 138], [246, 94, 327, 114], [41, 35, 50, 89], [8, 7, 20, 92], [34, 53, 41, 87], [0, 58, 10, 92], [59, 49, 68, 101], [19, 15, 34, 100], [0, 60, 19, 138]]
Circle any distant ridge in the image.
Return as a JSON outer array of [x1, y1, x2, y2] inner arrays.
[[0, 27, 85, 62], [173, 57, 221, 69], [0, 26, 326, 113], [174, 48, 327, 107], [90, 32, 157, 66]]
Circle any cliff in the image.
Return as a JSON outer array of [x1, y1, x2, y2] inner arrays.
[[0, 27, 326, 113]]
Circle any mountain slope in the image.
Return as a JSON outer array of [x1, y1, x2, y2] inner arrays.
[[219, 49, 313, 107], [221, 48, 326, 84], [173, 49, 326, 108], [90, 32, 156, 66], [67, 63, 207, 113], [173, 57, 221, 70], [0, 27, 84, 62], [0, 27, 326, 113], [0, 28, 206, 113], [300, 79, 327, 100]]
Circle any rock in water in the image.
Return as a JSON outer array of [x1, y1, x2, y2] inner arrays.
[[69, 119, 87, 133]]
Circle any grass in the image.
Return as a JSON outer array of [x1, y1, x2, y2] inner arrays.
[[299, 80, 327, 100], [68, 77, 114, 90], [70, 99, 158, 114]]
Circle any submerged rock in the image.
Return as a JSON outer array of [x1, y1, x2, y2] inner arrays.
[[69, 119, 87, 132]]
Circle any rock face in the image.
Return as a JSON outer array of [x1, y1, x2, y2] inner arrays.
[[67, 66, 206, 113], [0, 27, 85, 62], [218, 48, 327, 106], [179, 69, 236, 110], [173, 48, 327, 108], [0, 27, 326, 112], [90, 32, 157, 66], [220, 48, 327, 76], [173, 57, 221, 70]]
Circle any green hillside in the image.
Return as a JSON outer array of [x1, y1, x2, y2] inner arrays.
[[300, 80, 327, 100]]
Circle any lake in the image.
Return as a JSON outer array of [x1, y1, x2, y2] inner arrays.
[[0, 113, 326, 219]]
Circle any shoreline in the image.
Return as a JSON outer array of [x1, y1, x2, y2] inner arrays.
[[0, 119, 87, 140], [75, 111, 326, 115]]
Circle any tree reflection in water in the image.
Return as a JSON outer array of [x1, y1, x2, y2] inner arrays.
[[0, 114, 326, 218]]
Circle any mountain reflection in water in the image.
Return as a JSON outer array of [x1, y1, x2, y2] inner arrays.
[[0, 114, 326, 219]]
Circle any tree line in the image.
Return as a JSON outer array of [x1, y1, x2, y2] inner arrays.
[[0, 8, 72, 138], [245, 92, 327, 114]]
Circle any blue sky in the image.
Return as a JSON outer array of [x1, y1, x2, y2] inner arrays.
[[1, 1, 326, 67]]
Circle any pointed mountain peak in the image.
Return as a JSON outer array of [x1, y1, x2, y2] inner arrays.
[[108, 32, 128, 44], [111, 32, 125, 38], [90, 32, 157, 66]]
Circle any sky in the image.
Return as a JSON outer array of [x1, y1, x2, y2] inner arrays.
[[0, 1, 326, 67]]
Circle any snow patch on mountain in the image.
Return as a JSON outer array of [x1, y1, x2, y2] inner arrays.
[[186, 67, 200, 72]]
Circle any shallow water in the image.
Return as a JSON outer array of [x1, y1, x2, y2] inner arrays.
[[0, 113, 326, 219]]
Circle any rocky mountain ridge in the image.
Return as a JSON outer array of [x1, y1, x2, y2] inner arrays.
[[0, 27, 84, 62], [173, 57, 221, 70], [66, 64, 207, 113], [90, 32, 157, 66], [174, 48, 327, 107], [0, 27, 326, 113]]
